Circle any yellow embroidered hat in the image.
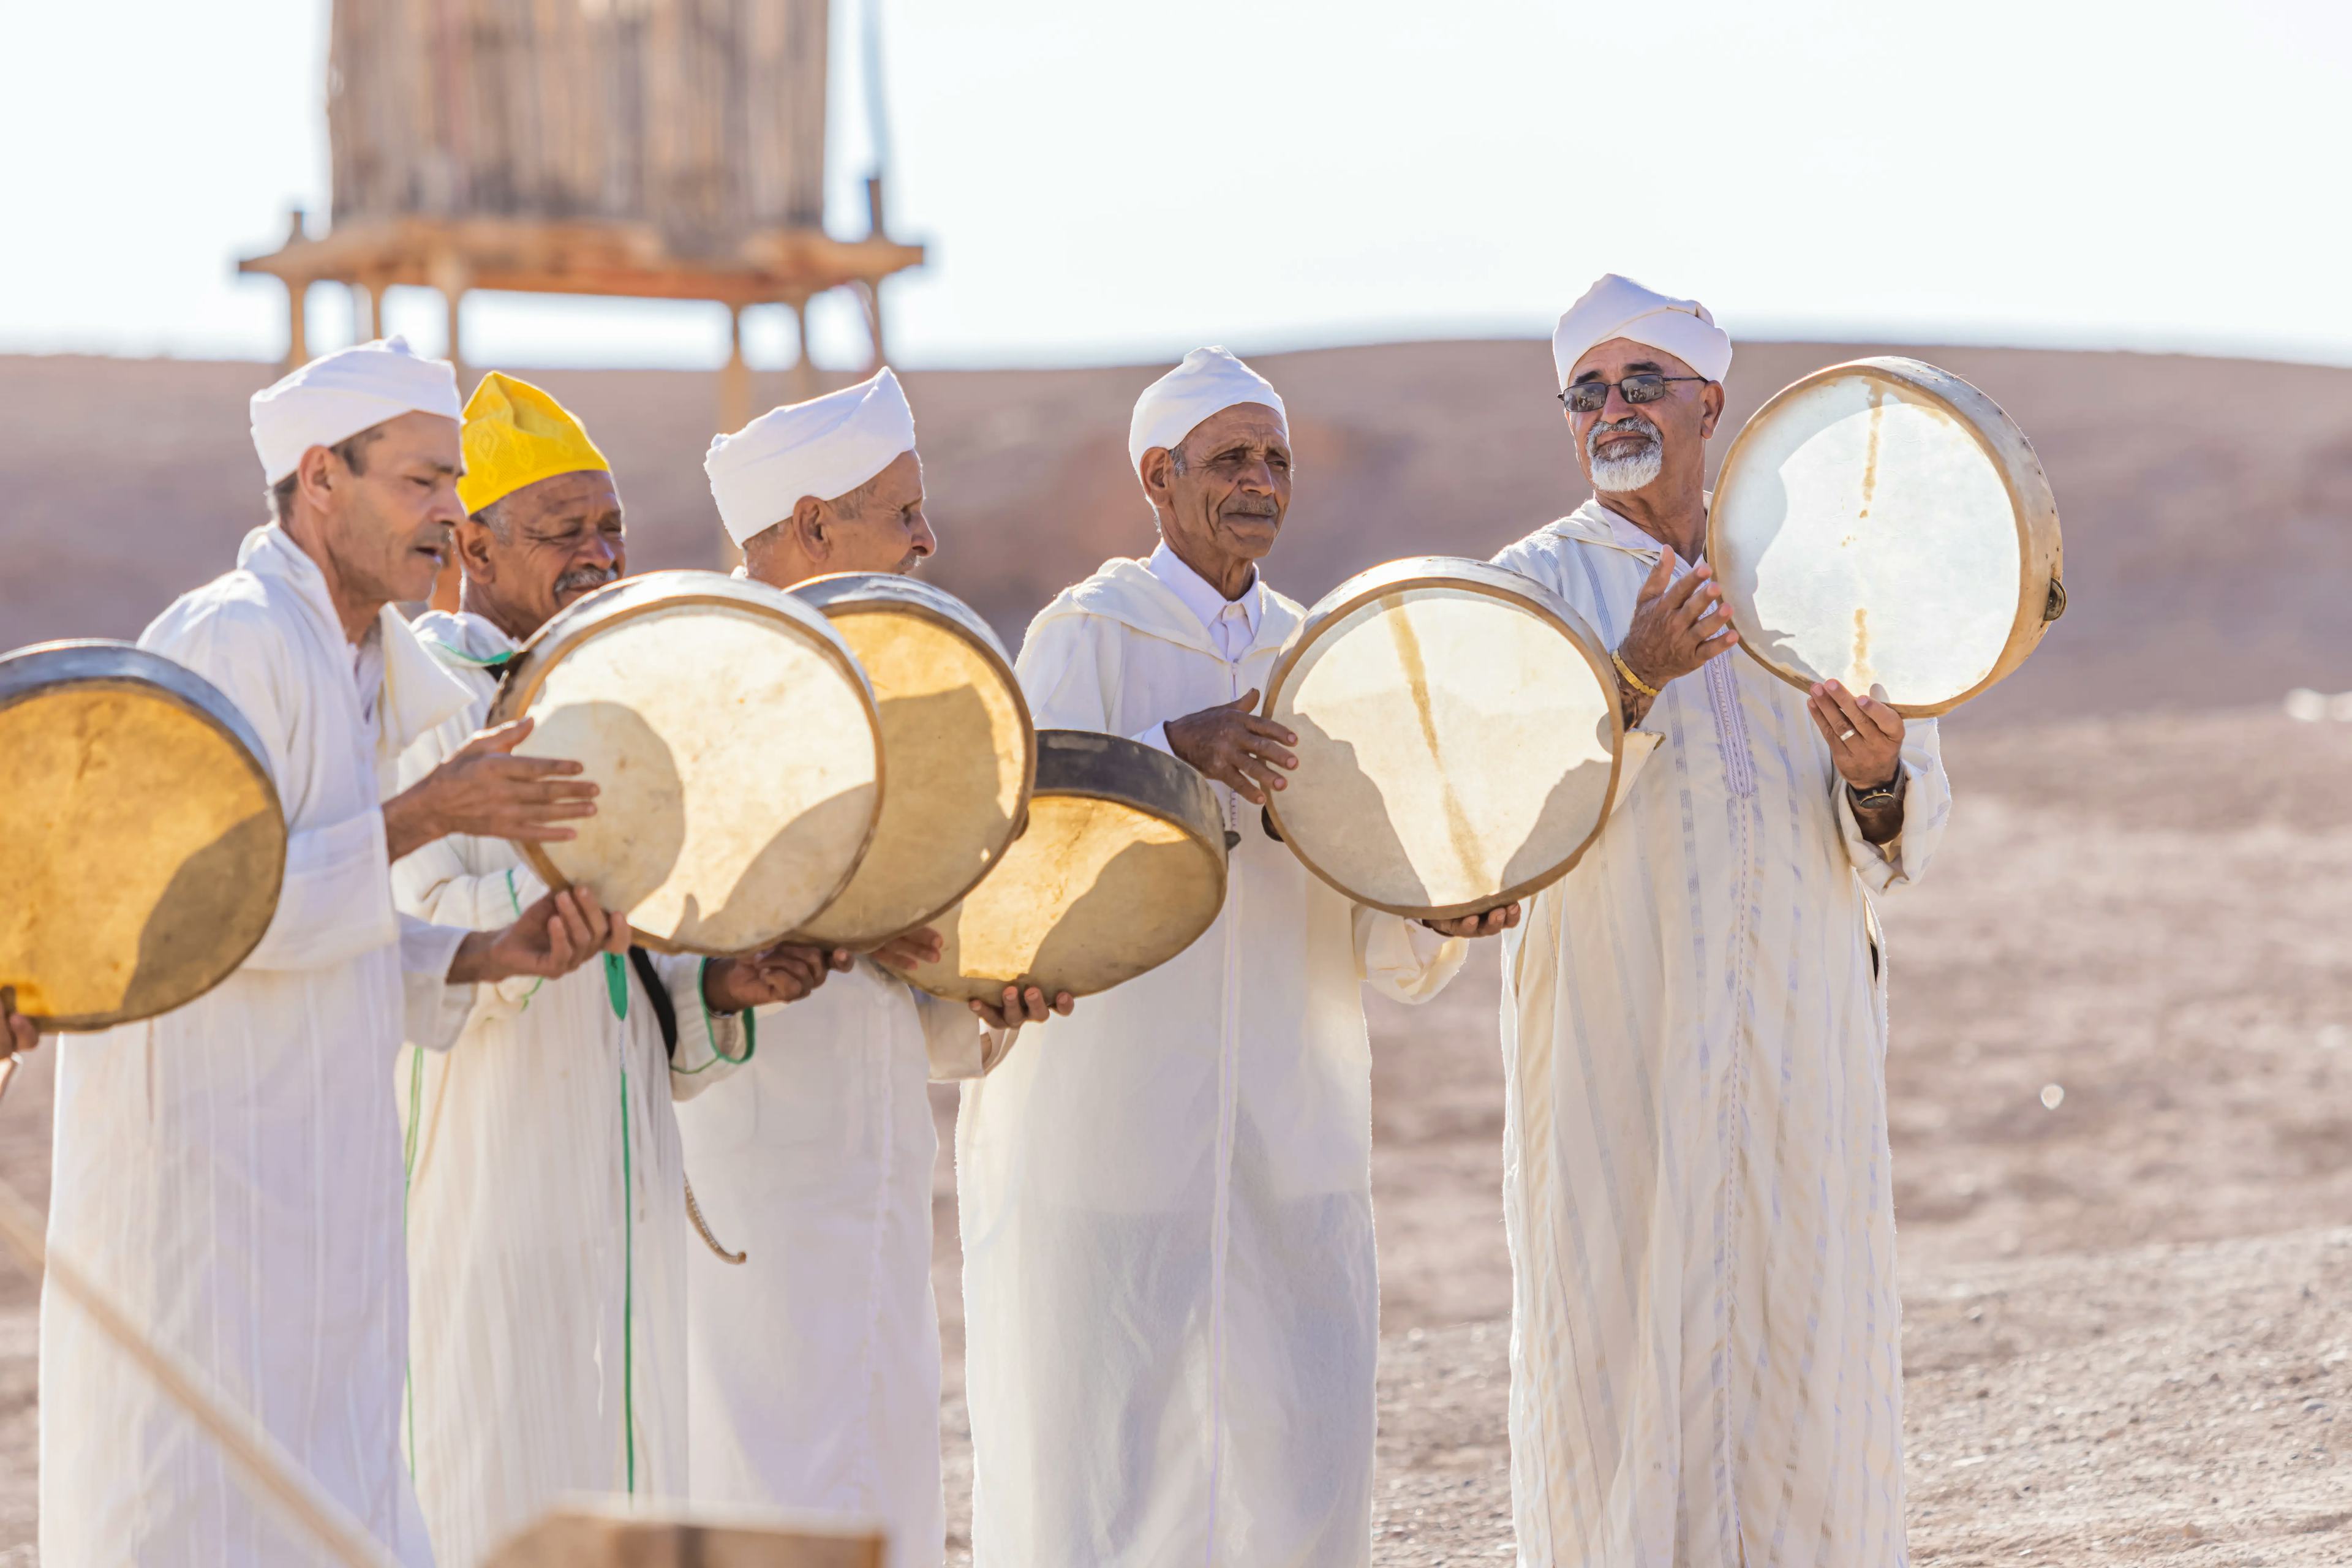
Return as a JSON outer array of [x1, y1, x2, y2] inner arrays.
[[456, 372, 611, 516]]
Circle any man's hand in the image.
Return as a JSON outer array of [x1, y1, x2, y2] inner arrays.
[[703, 943, 848, 1012], [448, 886, 629, 984], [383, 717, 599, 861], [1420, 902, 1521, 939], [1614, 553, 1738, 726], [1807, 679, 1907, 845], [1165, 690, 1297, 807], [1, 986, 39, 1064], [968, 984, 1074, 1031], [869, 927, 944, 975]]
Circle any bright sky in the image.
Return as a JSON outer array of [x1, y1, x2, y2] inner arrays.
[[4, 1, 2349, 371]]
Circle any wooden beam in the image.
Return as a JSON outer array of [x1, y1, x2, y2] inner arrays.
[[718, 305, 752, 571], [790, 298, 818, 402], [284, 281, 307, 375]]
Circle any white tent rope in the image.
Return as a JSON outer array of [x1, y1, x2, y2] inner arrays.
[[0, 1172, 402, 1568]]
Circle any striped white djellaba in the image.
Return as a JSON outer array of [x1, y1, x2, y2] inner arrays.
[[390, 610, 753, 1568], [1489, 501, 1951, 1568]]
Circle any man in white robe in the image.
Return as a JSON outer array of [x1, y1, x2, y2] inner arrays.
[[1488, 276, 1953, 1567], [956, 348, 1514, 1567], [679, 368, 1060, 1568], [40, 337, 631, 1567], [392, 373, 835, 1568]]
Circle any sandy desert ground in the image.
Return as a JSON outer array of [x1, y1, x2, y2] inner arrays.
[[4, 342, 2351, 1562]]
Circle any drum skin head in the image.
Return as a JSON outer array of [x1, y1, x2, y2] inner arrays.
[[899, 731, 1227, 1003], [786, 574, 1035, 948], [1262, 558, 1624, 921], [491, 572, 883, 957], [0, 642, 286, 1030], [1709, 356, 2064, 717]]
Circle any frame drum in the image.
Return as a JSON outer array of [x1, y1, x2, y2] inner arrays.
[[788, 573, 1035, 948], [898, 731, 1227, 1004], [1709, 356, 2065, 717], [488, 571, 883, 956], [1260, 557, 1625, 921], [0, 641, 287, 1029]]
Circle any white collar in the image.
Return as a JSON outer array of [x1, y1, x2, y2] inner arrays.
[[1146, 539, 1262, 638]]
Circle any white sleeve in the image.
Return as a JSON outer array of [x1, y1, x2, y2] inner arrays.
[[913, 986, 1018, 1080], [1836, 717, 1950, 893], [143, 606, 403, 973], [398, 914, 473, 1052], [1354, 907, 1466, 1005], [664, 954, 755, 1100]]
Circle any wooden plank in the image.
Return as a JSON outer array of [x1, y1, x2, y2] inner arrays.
[[484, 1507, 882, 1568]]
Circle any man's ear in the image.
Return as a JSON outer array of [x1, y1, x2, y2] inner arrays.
[[454, 516, 497, 582], [293, 443, 341, 513], [1139, 447, 1177, 516], [791, 494, 831, 562], [1698, 381, 1726, 440]]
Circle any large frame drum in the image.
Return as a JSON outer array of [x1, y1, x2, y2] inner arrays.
[[0, 641, 287, 1029], [488, 571, 883, 956], [897, 731, 1227, 1004], [787, 573, 1035, 948], [1708, 355, 2065, 717], [1259, 557, 1625, 921]]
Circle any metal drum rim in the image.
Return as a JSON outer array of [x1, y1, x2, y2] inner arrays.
[[1705, 355, 2065, 718], [485, 570, 888, 957], [0, 639, 290, 1030], [895, 728, 1231, 1004], [1257, 558, 1627, 921], [788, 573, 1041, 944]]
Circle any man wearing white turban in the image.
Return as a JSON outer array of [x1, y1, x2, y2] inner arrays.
[[1484, 277, 1951, 1566], [682, 367, 1061, 1568], [40, 337, 630, 1567], [956, 347, 1514, 1567]]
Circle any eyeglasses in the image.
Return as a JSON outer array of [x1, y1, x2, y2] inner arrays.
[[1558, 374, 1708, 414]]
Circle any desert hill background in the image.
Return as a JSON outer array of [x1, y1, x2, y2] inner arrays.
[[8, 340, 2352, 722], [6, 340, 2352, 1562]]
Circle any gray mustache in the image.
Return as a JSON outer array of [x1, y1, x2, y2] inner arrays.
[[556, 567, 617, 596]]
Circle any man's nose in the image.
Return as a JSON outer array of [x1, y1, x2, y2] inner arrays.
[[581, 530, 619, 568], [1237, 456, 1276, 491], [908, 513, 937, 559], [432, 483, 468, 528], [1601, 383, 1642, 421]]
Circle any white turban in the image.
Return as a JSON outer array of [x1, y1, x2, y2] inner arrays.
[[705, 368, 917, 546], [1550, 274, 1733, 391], [1127, 347, 1287, 474], [249, 335, 462, 484]]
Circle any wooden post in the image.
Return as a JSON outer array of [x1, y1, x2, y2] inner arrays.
[[858, 280, 886, 372], [718, 304, 752, 568], [350, 284, 373, 343], [285, 281, 309, 374], [367, 283, 387, 345], [431, 253, 470, 385], [718, 304, 752, 435], [790, 297, 818, 401]]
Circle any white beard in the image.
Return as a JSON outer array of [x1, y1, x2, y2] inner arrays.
[[1587, 415, 1665, 493], [1591, 440, 1662, 492]]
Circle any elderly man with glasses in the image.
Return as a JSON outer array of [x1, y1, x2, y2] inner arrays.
[[1481, 275, 1953, 1567]]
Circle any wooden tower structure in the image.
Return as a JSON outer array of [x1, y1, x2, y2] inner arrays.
[[239, 0, 922, 430]]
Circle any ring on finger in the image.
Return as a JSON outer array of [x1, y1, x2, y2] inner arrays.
[[1838, 728, 1858, 741]]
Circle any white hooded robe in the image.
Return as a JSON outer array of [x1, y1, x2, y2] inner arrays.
[[674, 961, 1003, 1568], [40, 524, 475, 1567], [955, 557, 1465, 1568], [1489, 501, 1952, 1568], [390, 609, 753, 1568]]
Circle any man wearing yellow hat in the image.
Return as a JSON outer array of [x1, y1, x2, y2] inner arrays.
[[390, 372, 838, 1567]]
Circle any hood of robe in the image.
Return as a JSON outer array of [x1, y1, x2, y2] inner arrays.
[[1542, 494, 1721, 567], [411, 608, 518, 669], [238, 524, 474, 758], [1024, 554, 1305, 665]]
